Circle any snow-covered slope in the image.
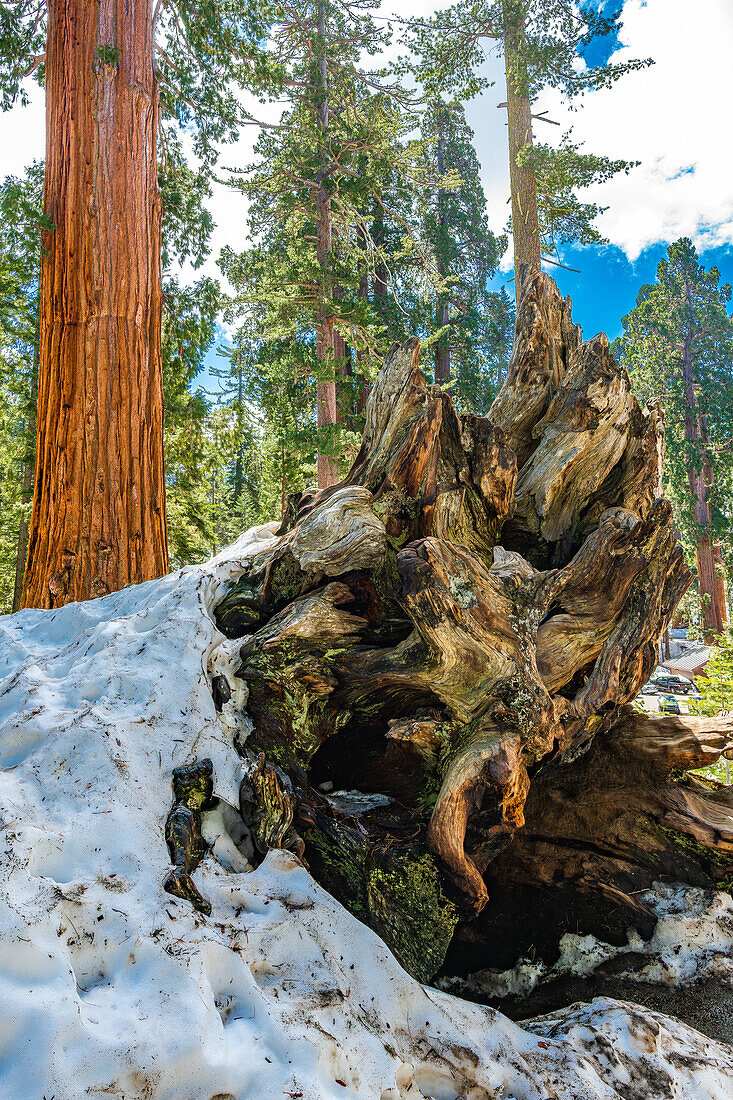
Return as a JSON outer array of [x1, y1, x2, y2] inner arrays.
[[1, 526, 732, 1100]]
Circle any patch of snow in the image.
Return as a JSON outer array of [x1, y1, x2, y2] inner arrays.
[[446, 882, 733, 1002], [1, 526, 732, 1099], [326, 789, 394, 815]]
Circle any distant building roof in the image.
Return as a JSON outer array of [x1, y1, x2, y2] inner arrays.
[[665, 646, 710, 676]]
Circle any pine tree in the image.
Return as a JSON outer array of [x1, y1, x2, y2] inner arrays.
[[0, 163, 45, 613], [418, 99, 508, 405], [161, 276, 222, 566], [616, 239, 733, 638], [222, 0, 425, 489], [410, 1, 648, 293]]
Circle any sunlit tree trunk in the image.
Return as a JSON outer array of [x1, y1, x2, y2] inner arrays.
[[434, 119, 450, 385], [21, 0, 168, 608], [681, 278, 724, 637], [314, 1, 340, 489], [503, 1, 541, 297]]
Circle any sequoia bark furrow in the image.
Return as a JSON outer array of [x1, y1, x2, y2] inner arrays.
[[22, 0, 168, 608]]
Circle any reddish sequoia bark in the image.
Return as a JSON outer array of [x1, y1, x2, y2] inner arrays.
[[214, 271, 732, 982], [21, 0, 168, 609]]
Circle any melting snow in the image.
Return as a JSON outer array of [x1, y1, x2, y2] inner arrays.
[[1, 524, 732, 1099], [446, 884, 733, 1002]]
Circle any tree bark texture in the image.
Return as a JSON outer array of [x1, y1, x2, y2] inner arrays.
[[215, 271, 732, 983], [503, 2, 542, 293], [681, 276, 724, 636], [21, 0, 168, 609], [314, 1, 340, 491]]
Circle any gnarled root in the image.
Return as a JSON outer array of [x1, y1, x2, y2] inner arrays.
[[427, 728, 529, 914]]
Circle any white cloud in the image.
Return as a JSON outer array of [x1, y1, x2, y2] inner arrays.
[[0, 86, 45, 177], [563, 0, 733, 259], [472, 0, 733, 262]]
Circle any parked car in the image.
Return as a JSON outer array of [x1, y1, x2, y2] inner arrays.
[[640, 682, 658, 696], [659, 695, 681, 715], [651, 673, 696, 695]]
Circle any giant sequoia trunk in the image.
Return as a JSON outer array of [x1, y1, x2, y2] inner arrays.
[[215, 270, 733, 984], [21, 0, 168, 609]]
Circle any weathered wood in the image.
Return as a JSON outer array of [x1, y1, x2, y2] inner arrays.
[[212, 270, 729, 983], [512, 334, 662, 545], [283, 340, 518, 559], [489, 271, 580, 467], [445, 706, 733, 974], [163, 759, 216, 915]]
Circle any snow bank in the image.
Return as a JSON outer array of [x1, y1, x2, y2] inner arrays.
[[447, 883, 733, 1002], [1, 525, 732, 1100]]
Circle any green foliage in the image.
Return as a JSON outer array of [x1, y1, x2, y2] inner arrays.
[[615, 239, 733, 565], [221, 21, 512, 505], [0, 162, 43, 613], [161, 276, 221, 567], [689, 631, 733, 786], [220, 0, 429, 490], [407, 0, 649, 262], [408, 98, 510, 408], [521, 136, 636, 257], [690, 632, 733, 720], [95, 44, 121, 66], [0, 2, 47, 109]]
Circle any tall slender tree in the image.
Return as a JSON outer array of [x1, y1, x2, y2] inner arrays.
[[0, 163, 44, 612], [420, 99, 505, 396], [223, 0, 423, 488], [411, 1, 648, 295], [616, 239, 733, 638]]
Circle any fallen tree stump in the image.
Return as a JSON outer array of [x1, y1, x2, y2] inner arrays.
[[215, 270, 733, 982]]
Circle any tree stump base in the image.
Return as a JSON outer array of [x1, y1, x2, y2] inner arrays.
[[215, 271, 733, 981]]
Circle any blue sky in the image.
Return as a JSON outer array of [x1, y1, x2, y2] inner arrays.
[[495, 243, 733, 344]]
